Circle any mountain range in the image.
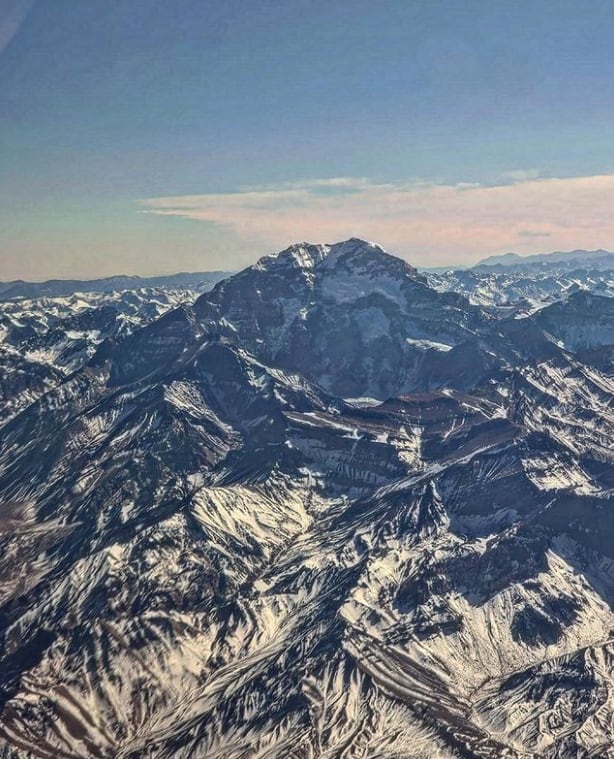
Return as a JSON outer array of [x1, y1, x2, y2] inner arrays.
[[3, 239, 614, 757], [0, 272, 230, 303], [427, 249, 614, 314], [475, 248, 614, 272]]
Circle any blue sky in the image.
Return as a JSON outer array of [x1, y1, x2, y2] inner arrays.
[[2, 0, 614, 278]]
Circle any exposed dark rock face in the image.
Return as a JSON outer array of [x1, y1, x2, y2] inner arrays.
[[194, 239, 490, 398]]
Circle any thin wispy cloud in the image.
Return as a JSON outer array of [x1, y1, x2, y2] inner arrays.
[[142, 174, 614, 266], [0, 0, 35, 57], [517, 229, 552, 239], [496, 168, 541, 185]]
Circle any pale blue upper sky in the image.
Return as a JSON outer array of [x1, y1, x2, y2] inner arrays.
[[2, 0, 614, 278]]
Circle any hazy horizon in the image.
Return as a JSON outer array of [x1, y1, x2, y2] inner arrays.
[[3, 1, 614, 279], [2, 241, 613, 284]]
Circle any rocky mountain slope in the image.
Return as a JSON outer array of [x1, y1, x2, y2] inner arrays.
[[0, 280, 222, 424], [2, 240, 614, 757]]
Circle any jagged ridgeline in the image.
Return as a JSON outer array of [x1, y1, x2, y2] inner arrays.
[[3, 239, 614, 757]]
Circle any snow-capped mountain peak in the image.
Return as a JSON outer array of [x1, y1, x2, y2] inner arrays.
[[254, 237, 420, 281]]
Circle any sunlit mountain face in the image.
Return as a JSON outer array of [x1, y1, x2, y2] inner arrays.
[[3, 240, 614, 758]]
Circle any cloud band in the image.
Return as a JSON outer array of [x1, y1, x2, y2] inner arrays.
[[142, 173, 614, 266]]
